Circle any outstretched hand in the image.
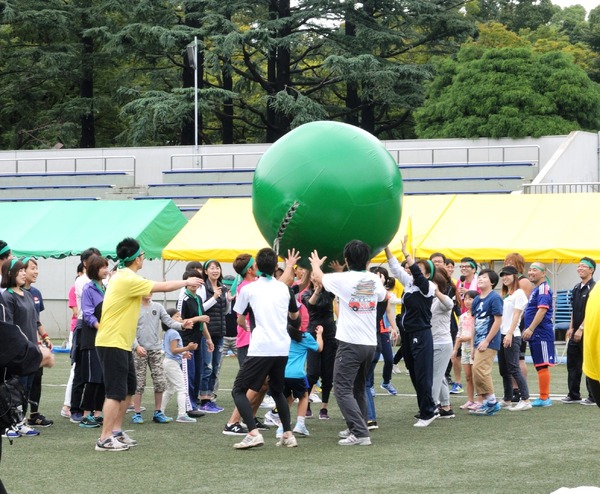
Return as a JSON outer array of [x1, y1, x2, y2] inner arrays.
[[309, 250, 327, 268], [286, 248, 301, 268], [329, 260, 345, 273]]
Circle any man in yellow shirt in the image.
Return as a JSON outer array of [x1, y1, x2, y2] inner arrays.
[[583, 283, 600, 408], [95, 237, 202, 452]]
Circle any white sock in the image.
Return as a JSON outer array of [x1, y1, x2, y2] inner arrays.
[[296, 416, 305, 426]]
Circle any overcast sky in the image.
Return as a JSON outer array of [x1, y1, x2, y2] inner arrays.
[[552, 0, 599, 11]]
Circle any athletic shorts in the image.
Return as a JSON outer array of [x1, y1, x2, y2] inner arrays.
[[284, 376, 309, 399], [232, 356, 287, 394], [529, 340, 555, 367], [96, 347, 137, 401]]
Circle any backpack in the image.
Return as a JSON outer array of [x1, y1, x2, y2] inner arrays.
[[0, 372, 26, 432]]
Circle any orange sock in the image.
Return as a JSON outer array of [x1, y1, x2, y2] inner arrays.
[[537, 367, 551, 400]]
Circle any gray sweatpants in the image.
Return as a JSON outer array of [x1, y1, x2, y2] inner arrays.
[[333, 341, 376, 439]]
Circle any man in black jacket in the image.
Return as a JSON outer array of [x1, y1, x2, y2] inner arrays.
[[562, 257, 597, 405]]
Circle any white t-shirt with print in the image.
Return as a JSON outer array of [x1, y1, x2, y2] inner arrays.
[[322, 271, 387, 346], [233, 277, 295, 357]]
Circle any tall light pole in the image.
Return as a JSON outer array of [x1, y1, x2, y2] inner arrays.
[[186, 36, 199, 166]]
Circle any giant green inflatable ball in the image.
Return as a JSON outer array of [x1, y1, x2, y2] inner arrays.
[[252, 121, 403, 269]]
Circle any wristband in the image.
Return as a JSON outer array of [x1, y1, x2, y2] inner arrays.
[[41, 333, 49, 340]]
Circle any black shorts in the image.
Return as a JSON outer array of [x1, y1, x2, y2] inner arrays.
[[96, 347, 136, 401], [232, 356, 287, 394], [284, 377, 309, 399]]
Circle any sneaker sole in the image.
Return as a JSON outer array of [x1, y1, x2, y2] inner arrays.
[[222, 430, 247, 435], [233, 441, 264, 449], [95, 445, 130, 452]]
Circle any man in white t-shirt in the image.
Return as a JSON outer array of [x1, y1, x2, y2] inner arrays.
[[310, 240, 386, 446], [230, 247, 299, 450]]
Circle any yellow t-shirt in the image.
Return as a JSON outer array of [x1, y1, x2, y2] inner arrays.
[[96, 268, 154, 351], [392, 281, 404, 315], [583, 284, 600, 381]]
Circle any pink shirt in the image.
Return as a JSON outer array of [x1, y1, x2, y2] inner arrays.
[[236, 278, 255, 348], [68, 284, 77, 332]]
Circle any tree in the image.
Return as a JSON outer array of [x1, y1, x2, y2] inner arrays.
[[414, 46, 600, 138]]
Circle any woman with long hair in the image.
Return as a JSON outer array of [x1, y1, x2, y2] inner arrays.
[[198, 259, 230, 413], [498, 265, 531, 411]]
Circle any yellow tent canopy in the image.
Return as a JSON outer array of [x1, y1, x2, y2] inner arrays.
[[162, 194, 600, 264]]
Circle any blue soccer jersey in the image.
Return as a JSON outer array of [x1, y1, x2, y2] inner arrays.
[[524, 282, 554, 341]]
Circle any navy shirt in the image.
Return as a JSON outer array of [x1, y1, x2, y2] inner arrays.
[[471, 291, 503, 351]]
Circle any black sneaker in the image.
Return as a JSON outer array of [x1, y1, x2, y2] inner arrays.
[[367, 420, 379, 430], [187, 409, 206, 418], [254, 417, 270, 430], [511, 389, 521, 403], [438, 408, 455, 419], [27, 414, 54, 428], [223, 422, 249, 436]]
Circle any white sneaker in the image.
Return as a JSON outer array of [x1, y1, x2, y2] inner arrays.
[[392, 364, 402, 374], [309, 393, 322, 403], [293, 423, 310, 436], [233, 433, 264, 449], [275, 425, 283, 439], [263, 410, 281, 427], [95, 436, 129, 452], [113, 431, 138, 447], [414, 415, 437, 428], [338, 433, 371, 446], [259, 396, 276, 409], [276, 434, 298, 448], [176, 415, 197, 423], [509, 400, 532, 411], [338, 428, 351, 439]]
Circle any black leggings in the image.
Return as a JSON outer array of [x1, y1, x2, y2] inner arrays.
[[232, 386, 290, 433], [307, 335, 337, 404]]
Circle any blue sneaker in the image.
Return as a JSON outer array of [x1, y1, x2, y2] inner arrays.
[[200, 402, 224, 414], [69, 412, 83, 423], [485, 401, 502, 415], [450, 382, 463, 394], [3, 428, 21, 439], [469, 402, 490, 415], [18, 424, 41, 437], [131, 413, 144, 424], [79, 415, 100, 428], [531, 398, 553, 407], [152, 411, 173, 423], [380, 382, 398, 395]]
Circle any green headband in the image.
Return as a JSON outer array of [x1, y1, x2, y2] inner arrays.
[[203, 259, 216, 271], [10, 259, 19, 270], [21, 256, 31, 266], [241, 257, 254, 276], [580, 259, 595, 270], [230, 257, 255, 296], [0, 245, 10, 256], [530, 264, 545, 272], [118, 246, 142, 268], [426, 260, 435, 281]]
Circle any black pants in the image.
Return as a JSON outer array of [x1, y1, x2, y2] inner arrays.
[[567, 337, 594, 401], [404, 328, 436, 420], [306, 334, 337, 404], [393, 315, 405, 365], [81, 382, 105, 412], [29, 368, 43, 415], [588, 377, 600, 408]]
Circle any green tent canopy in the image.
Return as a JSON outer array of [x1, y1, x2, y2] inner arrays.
[[3, 200, 187, 259]]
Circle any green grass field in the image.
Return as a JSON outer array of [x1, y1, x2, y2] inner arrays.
[[2, 347, 599, 494]]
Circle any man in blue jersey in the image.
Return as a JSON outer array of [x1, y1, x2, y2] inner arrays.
[[523, 262, 554, 407]]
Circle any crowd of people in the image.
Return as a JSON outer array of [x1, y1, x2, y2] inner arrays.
[[1, 235, 600, 455]]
